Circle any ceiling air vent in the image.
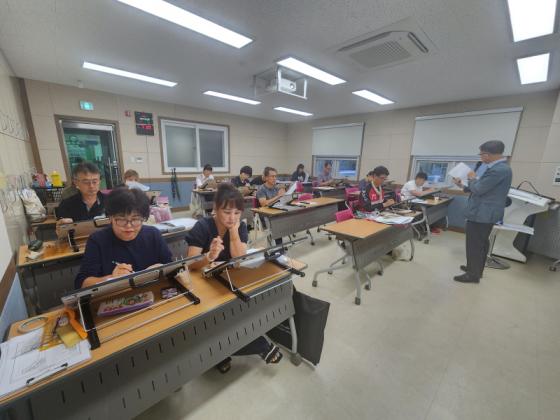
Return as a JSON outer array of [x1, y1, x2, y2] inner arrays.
[[332, 18, 436, 71]]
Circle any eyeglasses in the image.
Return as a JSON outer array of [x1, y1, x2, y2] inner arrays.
[[77, 178, 100, 186], [113, 217, 144, 227]]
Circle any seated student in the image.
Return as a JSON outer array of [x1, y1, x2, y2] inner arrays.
[[196, 164, 215, 189], [75, 188, 172, 289], [359, 166, 396, 211], [291, 163, 309, 182], [317, 161, 333, 186], [56, 162, 106, 224], [185, 183, 283, 371], [256, 167, 286, 207], [400, 172, 435, 201], [231, 165, 253, 196], [358, 171, 374, 191], [122, 168, 150, 191]]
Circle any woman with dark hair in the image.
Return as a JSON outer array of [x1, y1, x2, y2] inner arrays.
[[185, 183, 283, 371], [291, 163, 309, 182], [74, 188, 172, 289]]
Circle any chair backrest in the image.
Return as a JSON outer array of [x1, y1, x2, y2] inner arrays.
[[295, 181, 303, 193], [345, 187, 360, 201], [335, 208, 354, 223], [312, 180, 319, 187], [298, 193, 313, 201]]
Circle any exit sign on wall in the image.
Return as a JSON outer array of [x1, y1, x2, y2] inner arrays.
[[135, 111, 154, 136], [79, 100, 94, 111]]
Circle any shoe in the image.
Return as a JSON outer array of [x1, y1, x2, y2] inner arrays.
[[453, 273, 479, 283], [460, 265, 483, 278], [431, 227, 441, 235]]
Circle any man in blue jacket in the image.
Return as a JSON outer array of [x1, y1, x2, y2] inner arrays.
[[453, 140, 512, 283]]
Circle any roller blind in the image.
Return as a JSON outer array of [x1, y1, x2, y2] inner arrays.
[[411, 108, 522, 156], [312, 123, 364, 156]]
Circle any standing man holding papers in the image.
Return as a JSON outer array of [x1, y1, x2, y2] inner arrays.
[[453, 140, 512, 283]]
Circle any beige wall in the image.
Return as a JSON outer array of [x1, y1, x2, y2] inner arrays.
[[287, 90, 560, 199], [24, 79, 290, 182], [0, 50, 34, 264]]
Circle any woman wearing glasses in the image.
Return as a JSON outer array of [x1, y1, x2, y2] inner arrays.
[[74, 187, 172, 289]]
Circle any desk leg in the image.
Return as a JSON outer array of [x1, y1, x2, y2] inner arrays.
[[423, 207, 431, 244], [288, 316, 302, 366]]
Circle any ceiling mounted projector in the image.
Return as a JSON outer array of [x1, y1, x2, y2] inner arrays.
[[253, 66, 308, 99]]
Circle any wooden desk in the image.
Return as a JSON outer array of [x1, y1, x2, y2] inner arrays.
[[411, 197, 453, 244], [315, 218, 414, 305], [17, 229, 190, 314], [252, 197, 344, 244], [30, 216, 57, 241], [0, 261, 304, 418]]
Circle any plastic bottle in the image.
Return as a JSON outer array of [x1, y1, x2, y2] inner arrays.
[[51, 170, 62, 187]]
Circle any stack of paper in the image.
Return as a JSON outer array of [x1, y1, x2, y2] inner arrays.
[[0, 329, 91, 397], [373, 214, 415, 225], [448, 162, 472, 181]]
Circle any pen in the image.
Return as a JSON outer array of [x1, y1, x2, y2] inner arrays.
[[26, 363, 69, 386], [51, 315, 61, 337]]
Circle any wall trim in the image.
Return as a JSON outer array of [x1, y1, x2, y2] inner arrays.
[[0, 256, 17, 314], [19, 78, 43, 173]]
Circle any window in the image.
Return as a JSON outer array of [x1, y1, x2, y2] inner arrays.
[[161, 119, 229, 172], [412, 156, 479, 186], [313, 156, 359, 180]]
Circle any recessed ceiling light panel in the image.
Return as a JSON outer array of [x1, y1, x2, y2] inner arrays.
[[117, 0, 253, 48], [352, 89, 394, 105], [507, 0, 557, 42], [273, 107, 313, 116], [83, 61, 177, 86], [276, 57, 346, 85], [517, 53, 550, 84], [203, 91, 260, 105]]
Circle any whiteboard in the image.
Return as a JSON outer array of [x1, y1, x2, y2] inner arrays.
[[411, 108, 522, 156], [312, 123, 364, 156]]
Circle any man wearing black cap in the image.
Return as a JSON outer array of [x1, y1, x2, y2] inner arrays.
[[453, 140, 512, 283]]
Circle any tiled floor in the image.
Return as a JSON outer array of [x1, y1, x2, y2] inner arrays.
[[136, 230, 560, 420]]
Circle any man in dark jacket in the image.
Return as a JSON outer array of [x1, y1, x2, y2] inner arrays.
[[453, 140, 512, 283]]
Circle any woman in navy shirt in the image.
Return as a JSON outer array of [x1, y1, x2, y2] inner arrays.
[[185, 183, 283, 372], [75, 188, 172, 289]]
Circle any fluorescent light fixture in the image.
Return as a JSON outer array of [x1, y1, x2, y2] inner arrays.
[[352, 89, 394, 105], [507, 0, 557, 42], [83, 61, 177, 87], [277, 57, 345, 85], [116, 0, 252, 48], [273, 107, 313, 117], [517, 53, 550, 84], [203, 91, 260, 105]]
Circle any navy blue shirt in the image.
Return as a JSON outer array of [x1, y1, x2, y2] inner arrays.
[[75, 225, 172, 289], [185, 217, 248, 261], [56, 191, 106, 221]]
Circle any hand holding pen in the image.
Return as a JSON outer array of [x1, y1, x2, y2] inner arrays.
[[111, 261, 133, 277]]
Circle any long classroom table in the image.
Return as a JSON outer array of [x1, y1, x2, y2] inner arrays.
[[17, 230, 189, 314], [0, 261, 305, 419], [252, 197, 344, 245], [315, 218, 414, 305]]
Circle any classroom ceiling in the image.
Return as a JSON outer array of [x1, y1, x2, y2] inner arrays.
[[0, 0, 559, 123]]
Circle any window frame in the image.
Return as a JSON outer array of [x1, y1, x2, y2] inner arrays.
[[411, 155, 480, 187], [312, 155, 360, 181], [160, 117, 229, 174]]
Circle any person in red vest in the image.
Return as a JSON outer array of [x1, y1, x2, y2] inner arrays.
[[359, 166, 395, 211]]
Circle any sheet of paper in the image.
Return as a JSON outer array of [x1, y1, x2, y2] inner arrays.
[[448, 162, 472, 180], [0, 339, 90, 397], [284, 182, 297, 196], [373, 214, 414, 225]]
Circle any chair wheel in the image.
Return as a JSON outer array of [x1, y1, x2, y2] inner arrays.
[[327, 270, 333, 275], [328, 236, 332, 240], [354, 297, 361, 305], [311, 242, 315, 246], [424, 239, 430, 244], [550, 266, 558, 272], [291, 353, 302, 366], [312, 280, 318, 287], [364, 284, 371, 290], [377, 271, 383, 276]]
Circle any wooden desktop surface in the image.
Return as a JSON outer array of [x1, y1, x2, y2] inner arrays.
[[1, 260, 304, 404], [30, 215, 57, 227], [17, 229, 189, 268], [252, 197, 343, 217], [421, 197, 452, 206], [321, 218, 390, 240]]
